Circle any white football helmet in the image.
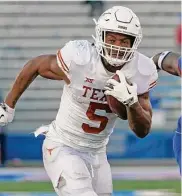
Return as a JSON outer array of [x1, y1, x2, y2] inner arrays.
[[93, 6, 143, 66]]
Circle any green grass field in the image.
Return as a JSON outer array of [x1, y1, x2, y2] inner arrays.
[[0, 180, 180, 193]]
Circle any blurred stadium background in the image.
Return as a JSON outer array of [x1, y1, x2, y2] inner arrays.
[[0, 1, 181, 196]]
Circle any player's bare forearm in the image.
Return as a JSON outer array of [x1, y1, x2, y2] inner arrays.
[[153, 52, 181, 76], [5, 58, 39, 108], [5, 55, 68, 108], [126, 92, 152, 138], [5, 70, 38, 108]]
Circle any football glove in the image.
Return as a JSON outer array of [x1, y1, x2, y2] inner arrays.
[[104, 70, 138, 107], [0, 103, 15, 126]]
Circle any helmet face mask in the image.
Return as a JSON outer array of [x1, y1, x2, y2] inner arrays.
[[92, 6, 143, 67]]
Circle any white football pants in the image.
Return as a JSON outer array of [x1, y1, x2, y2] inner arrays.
[[42, 138, 112, 196]]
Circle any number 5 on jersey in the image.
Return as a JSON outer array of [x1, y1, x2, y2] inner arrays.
[[82, 102, 112, 134]]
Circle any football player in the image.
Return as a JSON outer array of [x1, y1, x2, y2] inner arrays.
[[0, 6, 158, 196], [152, 52, 181, 174]]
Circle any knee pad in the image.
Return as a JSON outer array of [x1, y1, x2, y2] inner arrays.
[[58, 155, 92, 189]]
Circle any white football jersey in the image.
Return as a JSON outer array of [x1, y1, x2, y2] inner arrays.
[[46, 40, 158, 152]]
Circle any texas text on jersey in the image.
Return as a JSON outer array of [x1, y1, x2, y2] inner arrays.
[[44, 40, 158, 152]]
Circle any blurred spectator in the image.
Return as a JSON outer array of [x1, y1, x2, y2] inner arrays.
[[175, 13, 182, 52], [83, 0, 104, 17]]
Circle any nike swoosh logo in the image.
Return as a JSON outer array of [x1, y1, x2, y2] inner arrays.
[[0, 114, 4, 119], [126, 87, 131, 94]]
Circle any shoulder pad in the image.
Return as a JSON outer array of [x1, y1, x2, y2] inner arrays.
[[137, 52, 157, 76], [71, 40, 92, 65]]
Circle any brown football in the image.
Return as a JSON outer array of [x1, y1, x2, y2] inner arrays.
[[106, 74, 128, 120]]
